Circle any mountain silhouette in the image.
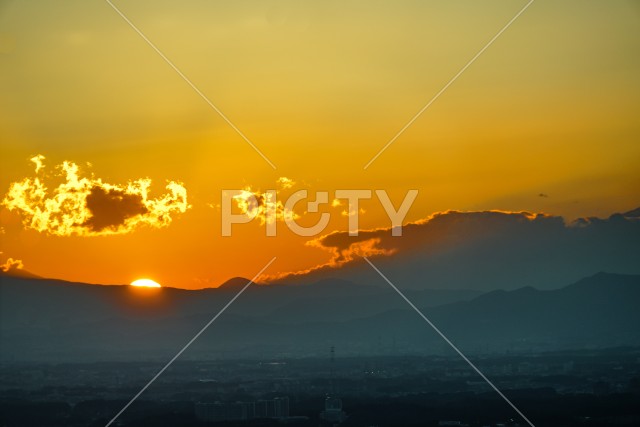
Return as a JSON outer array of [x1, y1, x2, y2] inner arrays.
[[623, 207, 640, 217], [0, 268, 41, 279], [217, 277, 254, 290], [1, 272, 638, 361]]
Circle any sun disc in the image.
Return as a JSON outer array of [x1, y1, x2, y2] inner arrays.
[[130, 279, 161, 288]]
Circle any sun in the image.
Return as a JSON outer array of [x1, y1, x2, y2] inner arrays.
[[130, 278, 162, 288]]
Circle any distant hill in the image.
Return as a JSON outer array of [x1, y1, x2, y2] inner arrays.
[[1, 272, 638, 361], [217, 276, 255, 290], [0, 268, 41, 279], [624, 207, 640, 217]]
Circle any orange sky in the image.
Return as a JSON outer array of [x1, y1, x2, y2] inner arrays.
[[1, 1, 639, 288]]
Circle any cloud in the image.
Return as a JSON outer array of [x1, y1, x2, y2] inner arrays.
[[31, 154, 45, 173], [2, 156, 189, 236], [229, 178, 300, 226], [0, 252, 24, 273], [270, 209, 640, 290], [310, 210, 549, 256], [82, 186, 150, 232], [231, 188, 298, 226], [266, 237, 396, 281], [276, 177, 295, 189], [341, 207, 366, 217]]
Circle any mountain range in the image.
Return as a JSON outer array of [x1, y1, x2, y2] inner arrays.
[[1, 271, 639, 361]]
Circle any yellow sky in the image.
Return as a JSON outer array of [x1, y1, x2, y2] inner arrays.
[[1, 0, 639, 288]]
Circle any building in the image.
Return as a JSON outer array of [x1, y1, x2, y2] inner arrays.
[[319, 395, 346, 424], [196, 397, 289, 422], [195, 401, 255, 422], [274, 396, 290, 418]]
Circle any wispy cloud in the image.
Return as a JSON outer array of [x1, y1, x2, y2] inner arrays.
[[228, 177, 299, 225], [276, 177, 295, 189], [2, 156, 189, 236], [341, 207, 366, 217], [0, 252, 24, 273]]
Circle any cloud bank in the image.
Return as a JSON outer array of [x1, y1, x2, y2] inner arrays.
[[271, 208, 640, 290], [2, 156, 189, 236]]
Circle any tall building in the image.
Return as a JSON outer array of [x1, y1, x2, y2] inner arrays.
[[320, 345, 346, 425]]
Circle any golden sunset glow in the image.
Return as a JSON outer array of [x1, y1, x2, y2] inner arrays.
[[2, 4, 640, 426], [130, 279, 162, 288], [0, 1, 638, 288]]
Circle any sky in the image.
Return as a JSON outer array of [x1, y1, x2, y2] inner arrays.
[[1, 0, 639, 288]]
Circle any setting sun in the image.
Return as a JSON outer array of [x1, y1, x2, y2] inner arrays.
[[130, 279, 161, 288]]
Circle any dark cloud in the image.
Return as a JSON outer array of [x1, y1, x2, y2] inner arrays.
[[83, 186, 149, 232], [272, 209, 640, 291]]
